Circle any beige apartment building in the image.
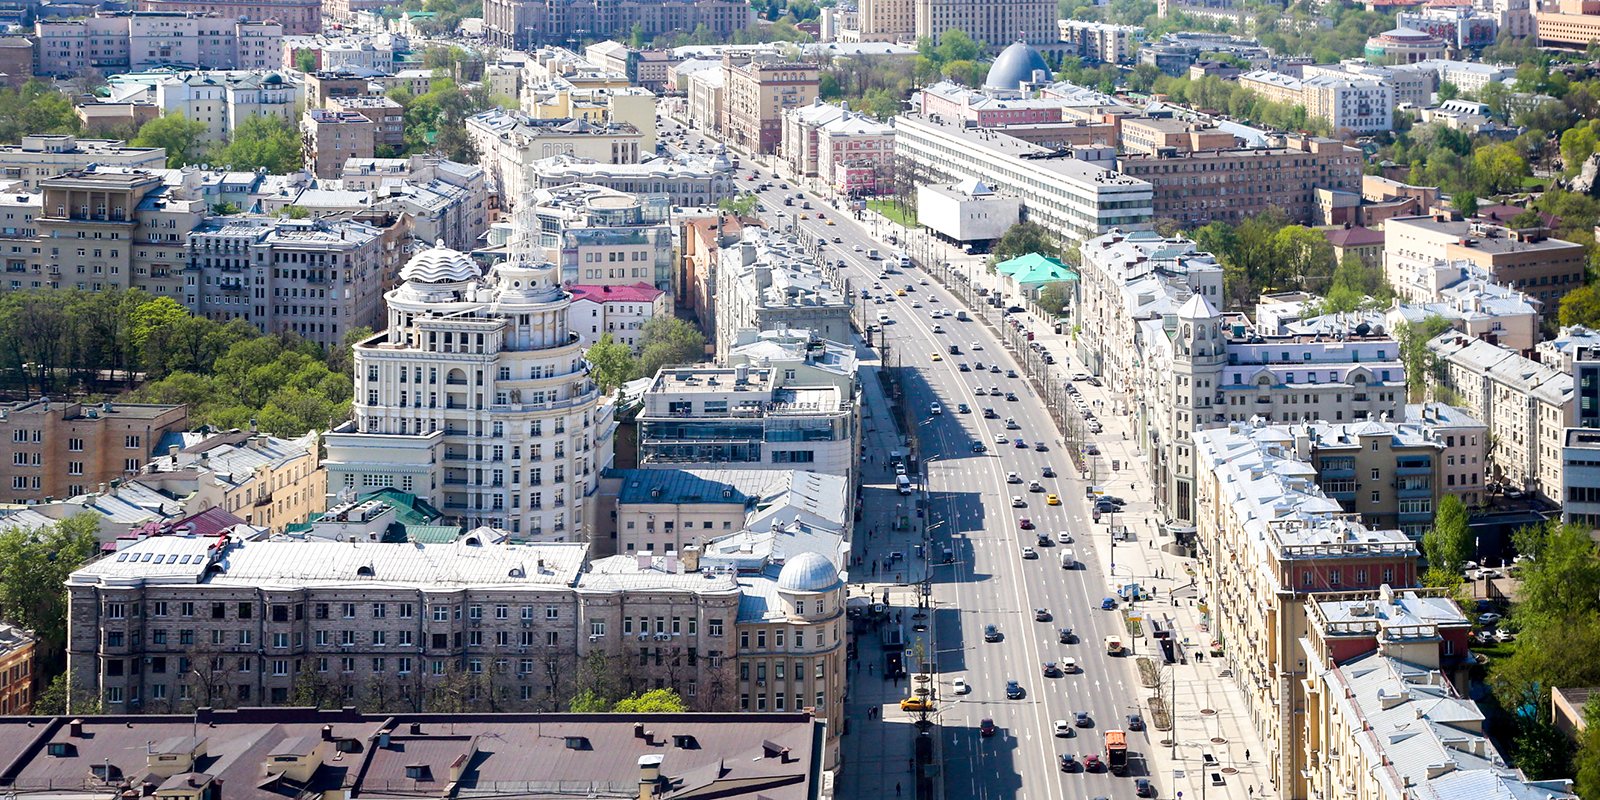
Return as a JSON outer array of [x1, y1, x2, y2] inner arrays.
[[301, 109, 375, 179], [720, 53, 819, 156], [66, 535, 847, 767], [601, 468, 849, 556], [135, 429, 324, 533], [1383, 214, 1584, 316], [913, 0, 1056, 49], [0, 399, 189, 505], [1537, 0, 1600, 47], [1193, 421, 1420, 800], [0, 135, 166, 191], [854, 0, 914, 41], [1115, 135, 1362, 227]]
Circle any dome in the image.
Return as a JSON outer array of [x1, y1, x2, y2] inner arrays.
[[776, 552, 842, 593], [400, 241, 479, 284], [983, 41, 1049, 91]]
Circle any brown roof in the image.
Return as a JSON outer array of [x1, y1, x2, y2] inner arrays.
[[1324, 226, 1385, 247], [0, 710, 821, 800]]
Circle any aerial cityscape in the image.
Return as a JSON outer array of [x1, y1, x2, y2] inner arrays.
[[0, 0, 1596, 797]]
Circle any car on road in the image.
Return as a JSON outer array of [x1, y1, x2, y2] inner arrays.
[[1477, 612, 1503, 626], [971, 441, 987, 453], [930, 353, 942, 361], [1088, 421, 1104, 433], [1005, 417, 1020, 430], [853, 244, 863, 251], [1135, 778, 1156, 797], [990, 365, 1001, 373], [1021, 546, 1038, 559], [958, 362, 969, 371], [1085, 444, 1100, 455], [983, 624, 1001, 642], [1086, 376, 1102, 386], [974, 386, 986, 396], [1018, 517, 1034, 530], [1058, 530, 1073, 544], [1006, 369, 1018, 378], [971, 342, 982, 351], [1042, 465, 1056, 477], [1006, 472, 1021, 483], [1047, 494, 1061, 505], [1035, 441, 1047, 451], [1006, 392, 1019, 401], [930, 403, 942, 415], [1058, 753, 1080, 772], [957, 403, 970, 414], [1034, 608, 1052, 621], [1054, 720, 1073, 737], [974, 361, 986, 371], [1072, 372, 1090, 381], [994, 432, 1010, 444], [1083, 754, 1104, 772], [832, 236, 842, 243], [953, 677, 969, 694], [979, 717, 997, 737], [984, 408, 998, 418], [899, 697, 932, 712], [1126, 714, 1146, 731], [1014, 438, 1027, 448], [1028, 480, 1044, 492], [1011, 496, 1026, 508], [1074, 711, 1092, 727], [1058, 626, 1076, 644], [1101, 597, 1117, 610], [990, 384, 1000, 394], [1042, 660, 1061, 677], [1005, 680, 1025, 699], [1101, 496, 1127, 507]]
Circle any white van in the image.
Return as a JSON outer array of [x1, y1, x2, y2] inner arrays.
[[1060, 549, 1077, 569], [896, 475, 912, 495]]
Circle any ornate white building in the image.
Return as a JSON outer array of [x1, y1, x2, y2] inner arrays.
[[324, 226, 617, 543]]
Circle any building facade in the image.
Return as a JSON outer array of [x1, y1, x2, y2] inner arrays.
[[721, 53, 820, 156], [528, 183, 674, 291], [1115, 135, 1363, 227], [301, 109, 376, 179], [323, 234, 617, 543], [483, 0, 752, 50], [1383, 214, 1584, 316], [0, 400, 188, 505], [913, 0, 1055, 48], [136, 0, 319, 34], [0, 623, 33, 715], [0, 136, 166, 191], [135, 429, 324, 533], [568, 283, 670, 352], [714, 227, 854, 356]]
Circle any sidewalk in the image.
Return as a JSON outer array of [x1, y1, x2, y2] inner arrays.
[[861, 208, 1278, 799], [838, 340, 938, 800]]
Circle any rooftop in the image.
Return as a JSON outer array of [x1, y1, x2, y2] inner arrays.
[[898, 111, 1150, 191]]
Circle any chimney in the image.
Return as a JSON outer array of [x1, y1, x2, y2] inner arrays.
[[681, 545, 701, 572], [409, 722, 423, 735], [321, 725, 334, 742], [69, 719, 84, 737], [637, 754, 665, 800]]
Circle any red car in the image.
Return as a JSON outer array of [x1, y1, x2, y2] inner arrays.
[[1083, 754, 1104, 772], [1018, 518, 1034, 530], [980, 718, 997, 737]]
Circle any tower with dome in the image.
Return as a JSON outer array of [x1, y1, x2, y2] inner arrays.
[[324, 235, 617, 543]]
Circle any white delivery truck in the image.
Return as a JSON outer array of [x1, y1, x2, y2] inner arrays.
[[896, 475, 912, 495], [1060, 549, 1077, 569]]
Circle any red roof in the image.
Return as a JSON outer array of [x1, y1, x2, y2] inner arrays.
[[1324, 227, 1385, 247], [568, 283, 665, 304]]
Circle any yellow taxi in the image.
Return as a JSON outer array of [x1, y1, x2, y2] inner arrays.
[[896, 289, 907, 296], [1046, 494, 1061, 506], [799, 214, 810, 220], [826, 219, 836, 225], [900, 696, 934, 712], [931, 353, 943, 361]]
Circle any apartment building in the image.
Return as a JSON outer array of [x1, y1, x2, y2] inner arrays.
[[483, 0, 751, 50], [1192, 420, 1419, 799], [340, 156, 489, 253], [466, 109, 644, 208], [1428, 332, 1572, 502], [521, 83, 657, 154], [144, 71, 298, 145], [913, 0, 1055, 48], [568, 283, 670, 352], [301, 109, 375, 179], [304, 70, 382, 109], [780, 101, 846, 178], [327, 96, 404, 148], [0, 136, 166, 191], [814, 114, 895, 197], [582, 42, 678, 91], [137, 0, 320, 34], [67, 532, 846, 763], [714, 227, 853, 357], [917, 82, 1070, 127], [0, 37, 30, 87], [0, 709, 825, 798], [135, 429, 324, 533], [34, 13, 283, 77], [1057, 20, 1143, 64], [1239, 70, 1395, 135], [852, 0, 914, 41], [1302, 590, 1574, 800], [1535, 0, 1600, 47], [637, 364, 858, 485], [0, 623, 33, 715], [1386, 266, 1541, 353], [1300, 60, 1432, 107], [0, 399, 188, 505], [528, 183, 674, 291], [1115, 135, 1363, 227], [323, 236, 618, 542], [528, 154, 735, 207], [894, 111, 1152, 246], [721, 53, 820, 156], [1383, 214, 1584, 316], [185, 216, 398, 349]]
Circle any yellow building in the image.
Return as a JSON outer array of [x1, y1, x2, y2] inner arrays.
[[522, 83, 657, 152], [135, 429, 325, 533], [1537, 0, 1600, 47], [0, 623, 35, 715]]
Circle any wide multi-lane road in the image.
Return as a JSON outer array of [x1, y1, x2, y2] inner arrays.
[[695, 146, 1158, 799]]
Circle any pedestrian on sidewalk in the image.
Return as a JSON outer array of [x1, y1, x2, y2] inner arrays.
[[1245, 749, 1250, 760], [895, 783, 901, 796]]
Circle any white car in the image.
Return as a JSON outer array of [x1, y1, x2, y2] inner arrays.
[[1072, 372, 1090, 382], [971, 341, 983, 351], [1054, 720, 1071, 737], [1006, 472, 1022, 483], [953, 677, 970, 694], [1057, 530, 1073, 544], [994, 432, 1010, 444], [853, 244, 863, 252], [932, 324, 944, 334], [1012, 496, 1026, 508], [930, 403, 943, 415], [974, 387, 987, 396]]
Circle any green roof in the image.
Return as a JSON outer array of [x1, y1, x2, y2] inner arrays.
[[407, 525, 467, 544], [284, 489, 451, 543], [996, 252, 1078, 286]]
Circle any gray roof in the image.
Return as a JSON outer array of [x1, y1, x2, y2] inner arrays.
[[984, 41, 1050, 91]]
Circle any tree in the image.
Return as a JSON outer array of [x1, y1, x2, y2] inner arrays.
[[992, 221, 1060, 262], [281, 204, 311, 220], [1422, 495, 1473, 577], [1512, 521, 1600, 627], [1560, 284, 1600, 329], [1472, 142, 1527, 196], [211, 114, 303, 174], [0, 515, 100, 678], [611, 689, 689, 713], [1436, 81, 1460, 102], [1317, 253, 1389, 313], [293, 49, 317, 73], [133, 113, 209, 168], [33, 673, 101, 716], [717, 193, 759, 217], [586, 334, 640, 393], [1037, 282, 1073, 318], [568, 689, 610, 712], [211, 202, 241, 215], [1576, 694, 1600, 800], [1397, 315, 1452, 402], [637, 317, 707, 376]]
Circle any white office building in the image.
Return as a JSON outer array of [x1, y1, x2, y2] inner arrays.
[[323, 221, 617, 543]]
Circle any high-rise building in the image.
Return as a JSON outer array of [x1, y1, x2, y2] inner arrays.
[[721, 53, 820, 155], [482, 0, 752, 50], [323, 226, 617, 543], [136, 0, 319, 34], [913, 0, 1055, 50]]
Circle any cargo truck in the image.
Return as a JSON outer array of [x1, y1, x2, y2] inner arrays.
[[1105, 730, 1128, 775]]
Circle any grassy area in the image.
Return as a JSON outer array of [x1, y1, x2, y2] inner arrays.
[[1473, 639, 1519, 661], [867, 198, 917, 228]]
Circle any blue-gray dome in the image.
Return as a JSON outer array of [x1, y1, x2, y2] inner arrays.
[[776, 552, 841, 593], [983, 41, 1049, 91]]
